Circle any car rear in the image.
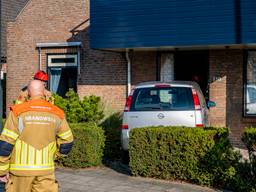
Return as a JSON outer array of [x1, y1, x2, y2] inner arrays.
[[121, 82, 207, 151]]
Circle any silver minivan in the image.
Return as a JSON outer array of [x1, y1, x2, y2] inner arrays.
[[121, 81, 215, 151]]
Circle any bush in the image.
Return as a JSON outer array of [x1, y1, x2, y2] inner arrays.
[[56, 123, 105, 168], [100, 112, 122, 160], [242, 128, 256, 153], [81, 96, 105, 123], [53, 89, 104, 123], [129, 126, 242, 189], [240, 128, 256, 190]]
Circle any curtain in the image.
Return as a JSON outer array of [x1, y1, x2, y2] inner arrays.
[[50, 68, 62, 93]]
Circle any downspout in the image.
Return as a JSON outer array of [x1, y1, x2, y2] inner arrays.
[[77, 49, 81, 93], [126, 49, 131, 96], [78, 49, 81, 75], [38, 47, 42, 70], [0, 0, 2, 131]]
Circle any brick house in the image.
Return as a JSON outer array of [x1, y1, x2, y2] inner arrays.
[[7, 0, 127, 112], [6, 0, 256, 146], [90, 0, 256, 146]]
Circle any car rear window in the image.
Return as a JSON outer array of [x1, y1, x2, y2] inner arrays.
[[130, 87, 194, 111]]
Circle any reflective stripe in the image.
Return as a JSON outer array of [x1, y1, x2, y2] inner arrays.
[[43, 147, 47, 164], [28, 144, 35, 165], [10, 164, 54, 171], [48, 142, 56, 164], [58, 130, 72, 139], [13, 141, 56, 171], [21, 141, 28, 164], [18, 117, 24, 134], [15, 139, 22, 164], [42, 148, 47, 164], [2, 128, 19, 140], [0, 164, 9, 171], [36, 150, 42, 165]]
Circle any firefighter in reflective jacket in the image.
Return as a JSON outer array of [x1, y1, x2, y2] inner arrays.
[[0, 80, 73, 192], [15, 70, 54, 105]]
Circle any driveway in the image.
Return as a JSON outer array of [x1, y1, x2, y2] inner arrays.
[[56, 167, 219, 192]]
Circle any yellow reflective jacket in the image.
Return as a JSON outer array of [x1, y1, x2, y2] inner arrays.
[[0, 98, 73, 176]]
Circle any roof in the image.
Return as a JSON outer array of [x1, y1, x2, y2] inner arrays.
[[1, 0, 30, 58], [90, 0, 256, 49], [36, 42, 82, 48]]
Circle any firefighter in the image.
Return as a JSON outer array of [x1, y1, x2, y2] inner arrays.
[[0, 80, 73, 192], [15, 70, 54, 104]]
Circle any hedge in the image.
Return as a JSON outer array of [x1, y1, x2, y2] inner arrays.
[[129, 126, 244, 190], [100, 112, 122, 160], [241, 128, 256, 191], [56, 123, 105, 168], [242, 128, 256, 153]]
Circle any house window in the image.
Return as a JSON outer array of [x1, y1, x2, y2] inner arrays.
[[47, 54, 78, 97], [48, 54, 77, 67], [245, 51, 256, 116]]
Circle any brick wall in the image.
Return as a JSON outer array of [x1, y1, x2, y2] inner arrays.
[[131, 51, 157, 85], [1, 0, 29, 58], [209, 49, 256, 147], [7, 0, 127, 113], [209, 50, 229, 127], [71, 29, 127, 111]]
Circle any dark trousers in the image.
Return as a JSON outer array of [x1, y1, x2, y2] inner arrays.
[[0, 181, 5, 192]]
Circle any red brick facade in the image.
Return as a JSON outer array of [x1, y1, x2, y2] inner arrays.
[[209, 50, 256, 146], [131, 51, 157, 85]]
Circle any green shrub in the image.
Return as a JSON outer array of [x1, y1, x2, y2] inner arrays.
[[81, 95, 104, 123], [242, 128, 256, 153], [100, 112, 122, 160], [2, 119, 5, 126], [53, 89, 104, 123], [56, 123, 105, 168], [240, 128, 256, 190], [129, 126, 241, 189], [53, 93, 68, 113], [229, 161, 256, 192]]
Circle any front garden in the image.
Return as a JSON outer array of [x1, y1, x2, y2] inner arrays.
[[54, 89, 256, 192]]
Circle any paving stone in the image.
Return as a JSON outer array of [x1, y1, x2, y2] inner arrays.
[[56, 167, 219, 192]]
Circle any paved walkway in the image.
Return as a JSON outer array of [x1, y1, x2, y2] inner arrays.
[[56, 167, 219, 192]]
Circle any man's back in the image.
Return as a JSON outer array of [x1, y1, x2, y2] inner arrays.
[[0, 95, 73, 192], [0, 80, 73, 192], [6, 98, 72, 176]]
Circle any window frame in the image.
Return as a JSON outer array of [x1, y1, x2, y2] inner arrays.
[[46, 53, 79, 95], [47, 53, 78, 67], [244, 50, 256, 117]]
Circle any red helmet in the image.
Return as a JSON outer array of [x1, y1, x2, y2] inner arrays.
[[34, 71, 48, 82]]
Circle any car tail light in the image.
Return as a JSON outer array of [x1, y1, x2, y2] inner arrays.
[[121, 124, 129, 129], [124, 95, 133, 112], [192, 89, 201, 110], [155, 84, 171, 88]]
